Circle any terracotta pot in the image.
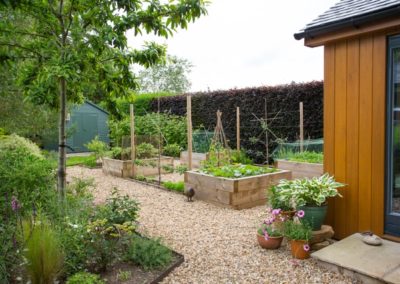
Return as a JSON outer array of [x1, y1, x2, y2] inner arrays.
[[290, 239, 310, 259], [279, 210, 296, 221], [257, 234, 283, 249]]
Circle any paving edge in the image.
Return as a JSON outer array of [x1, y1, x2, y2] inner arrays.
[[312, 257, 388, 284]]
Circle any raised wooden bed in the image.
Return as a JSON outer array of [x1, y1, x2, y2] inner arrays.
[[184, 169, 291, 209], [275, 159, 323, 179], [102, 157, 174, 178]]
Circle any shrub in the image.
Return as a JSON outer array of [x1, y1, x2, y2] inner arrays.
[[0, 135, 57, 217], [136, 143, 157, 159], [231, 150, 253, 164], [163, 143, 181, 157], [22, 219, 64, 284], [126, 236, 172, 270], [85, 136, 109, 161], [162, 181, 184, 192], [109, 113, 187, 149], [66, 272, 104, 284]]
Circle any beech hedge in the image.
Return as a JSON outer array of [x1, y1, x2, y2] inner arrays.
[[148, 81, 323, 163]]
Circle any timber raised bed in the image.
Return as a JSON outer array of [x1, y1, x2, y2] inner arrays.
[[275, 159, 323, 179], [184, 169, 291, 209], [102, 157, 174, 178]]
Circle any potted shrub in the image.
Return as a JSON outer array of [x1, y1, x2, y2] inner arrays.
[[284, 211, 312, 259], [268, 185, 295, 219], [257, 209, 284, 249], [273, 174, 344, 230]]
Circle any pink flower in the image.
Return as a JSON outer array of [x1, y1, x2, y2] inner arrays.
[[303, 244, 310, 252], [296, 210, 305, 218], [272, 208, 282, 215], [11, 196, 20, 212], [264, 231, 270, 241]]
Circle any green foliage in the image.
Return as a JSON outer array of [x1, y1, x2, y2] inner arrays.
[[0, 133, 43, 158], [117, 270, 131, 282], [0, 223, 21, 283], [96, 189, 140, 225], [283, 220, 312, 241], [109, 113, 187, 149], [231, 150, 253, 164], [85, 136, 109, 160], [109, 147, 131, 160], [22, 219, 64, 284], [272, 174, 345, 208], [192, 129, 213, 153], [66, 156, 97, 168], [0, 127, 6, 136], [174, 164, 188, 175], [0, 135, 57, 217], [126, 236, 172, 270], [111, 92, 177, 118], [138, 55, 193, 94], [201, 164, 276, 178], [275, 150, 323, 164], [136, 143, 158, 159], [267, 185, 293, 211], [162, 181, 184, 193], [163, 143, 182, 157], [66, 272, 104, 284]]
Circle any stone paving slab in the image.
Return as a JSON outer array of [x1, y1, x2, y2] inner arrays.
[[312, 233, 400, 284]]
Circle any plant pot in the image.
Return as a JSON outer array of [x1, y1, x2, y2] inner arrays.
[[298, 204, 327, 231], [290, 240, 310, 259], [257, 234, 283, 249], [279, 210, 296, 220]]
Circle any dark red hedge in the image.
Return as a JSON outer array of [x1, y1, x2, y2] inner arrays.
[[149, 81, 323, 163]]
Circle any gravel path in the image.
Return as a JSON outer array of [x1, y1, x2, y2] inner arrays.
[[67, 166, 355, 284]]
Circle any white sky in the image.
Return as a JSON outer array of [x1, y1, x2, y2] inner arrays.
[[127, 0, 338, 92]]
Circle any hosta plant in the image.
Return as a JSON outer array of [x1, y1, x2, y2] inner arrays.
[[273, 174, 344, 208]]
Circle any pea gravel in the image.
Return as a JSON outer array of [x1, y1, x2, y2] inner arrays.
[[67, 166, 356, 284]]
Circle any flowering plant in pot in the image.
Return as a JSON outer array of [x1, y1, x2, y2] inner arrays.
[[283, 210, 312, 259], [273, 174, 344, 230], [257, 209, 285, 249], [268, 185, 295, 219]]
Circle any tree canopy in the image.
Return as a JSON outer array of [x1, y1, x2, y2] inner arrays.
[[138, 55, 193, 93], [0, 0, 208, 197]]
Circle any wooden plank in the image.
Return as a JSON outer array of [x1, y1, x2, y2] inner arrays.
[[358, 37, 373, 232], [334, 41, 347, 239], [345, 38, 360, 236], [324, 44, 336, 226], [371, 35, 386, 236], [187, 95, 193, 170], [304, 17, 400, 47], [130, 104, 135, 177]]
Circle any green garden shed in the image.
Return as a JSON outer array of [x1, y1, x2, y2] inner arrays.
[[65, 101, 110, 153]]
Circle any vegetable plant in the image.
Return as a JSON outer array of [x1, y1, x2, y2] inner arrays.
[[200, 164, 276, 178], [275, 149, 323, 164]]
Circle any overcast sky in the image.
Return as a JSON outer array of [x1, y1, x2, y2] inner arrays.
[[127, 0, 338, 92]]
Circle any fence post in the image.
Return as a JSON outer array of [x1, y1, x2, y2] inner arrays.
[[236, 106, 240, 152], [299, 102, 304, 152], [187, 94, 193, 170], [130, 104, 135, 177]]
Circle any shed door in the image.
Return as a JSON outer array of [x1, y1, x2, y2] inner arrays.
[[385, 35, 400, 237], [71, 113, 98, 152]]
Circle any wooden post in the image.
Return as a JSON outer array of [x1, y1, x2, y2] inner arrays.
[[236, 107, 240, 152], [299, 102, 304, 152], [157, 96, 161, 185], [264, 99, 269, 164], [187, 94, 193, 170], [130, 104, 135, 177]]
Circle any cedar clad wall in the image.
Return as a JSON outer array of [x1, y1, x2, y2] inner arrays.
[[324, 34, 386, 239]]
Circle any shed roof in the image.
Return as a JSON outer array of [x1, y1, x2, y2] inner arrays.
[[294, 0, 400, 40]]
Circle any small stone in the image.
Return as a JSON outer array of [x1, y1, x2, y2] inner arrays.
[[362, 235, 382, 246]]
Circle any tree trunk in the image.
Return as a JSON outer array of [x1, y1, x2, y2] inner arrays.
[[57, 77, 67, 201]]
